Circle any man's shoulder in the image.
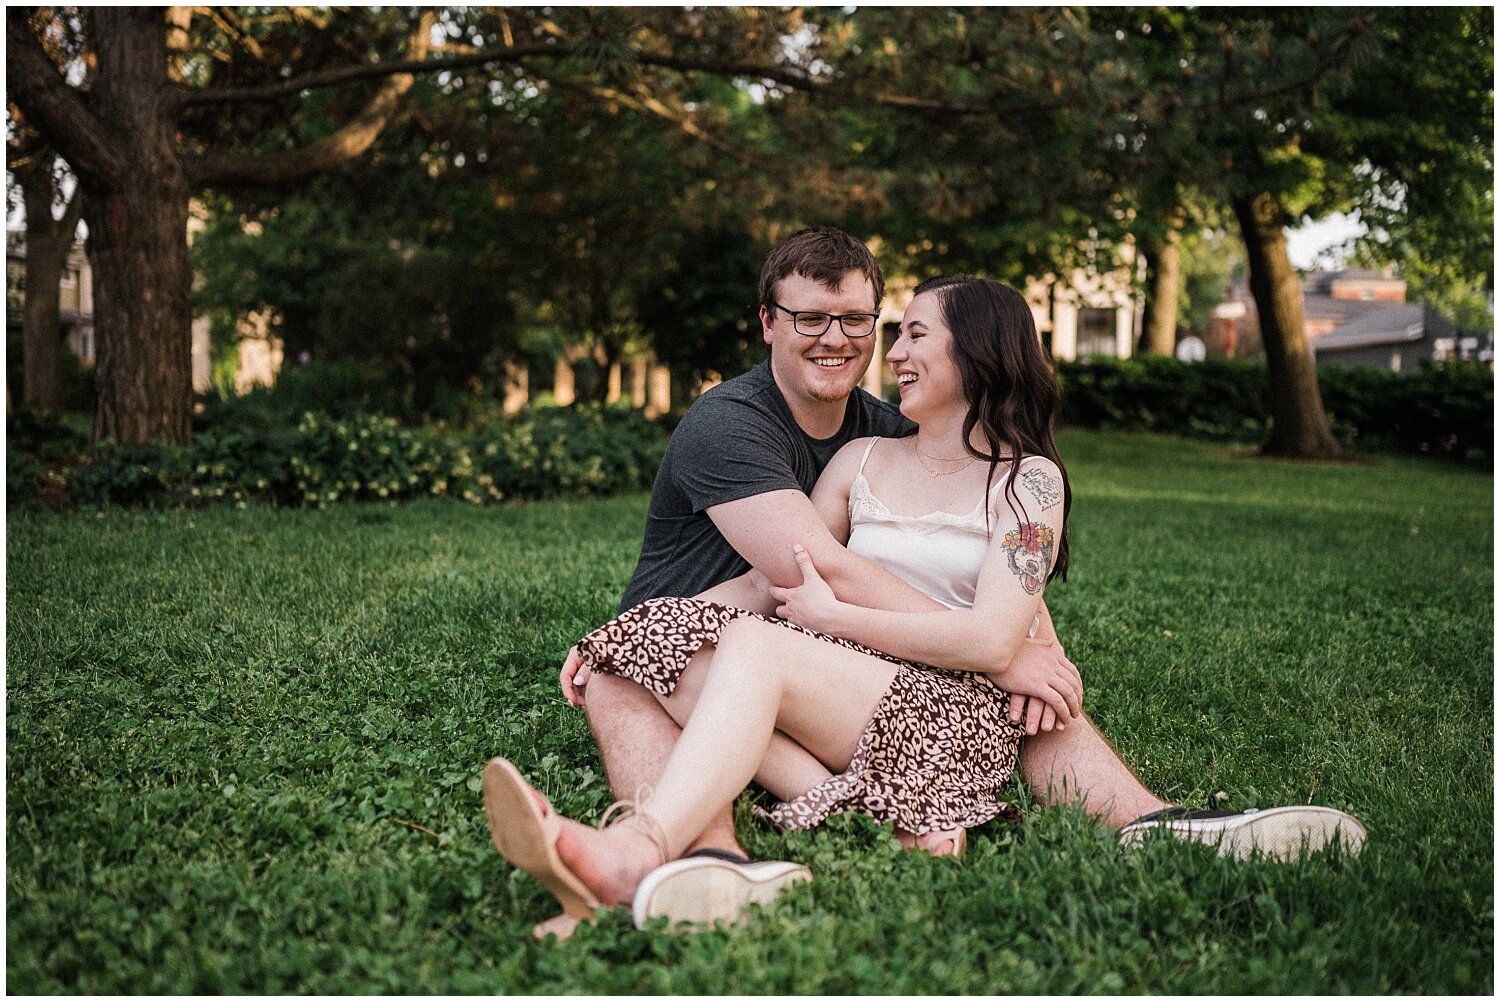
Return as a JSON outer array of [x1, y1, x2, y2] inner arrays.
[[696, 362, 776, 406], [850, 386, 915, 435], [676, 364, 784, 430]]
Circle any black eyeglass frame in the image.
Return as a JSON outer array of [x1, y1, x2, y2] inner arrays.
[[770, 301, 880, 338]]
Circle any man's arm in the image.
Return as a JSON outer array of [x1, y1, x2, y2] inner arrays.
[[707, 488, 945, 613], [705, 442, 944, 613]]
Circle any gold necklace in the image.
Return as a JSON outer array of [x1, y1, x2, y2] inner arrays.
[[913, 440, 977, 478]]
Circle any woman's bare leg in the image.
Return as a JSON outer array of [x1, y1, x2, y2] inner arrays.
[[657, 642, 836, 802], [556, 618, 899, 903], [660, 639, 945, 851]]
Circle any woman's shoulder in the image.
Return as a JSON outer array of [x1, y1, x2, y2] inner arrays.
[[823, 435, 892, 484], [997, 454, 1066, 516], [832, 435, 882, 464]]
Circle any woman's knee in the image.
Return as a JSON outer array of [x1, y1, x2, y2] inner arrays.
[[711, 618, 786, 686]]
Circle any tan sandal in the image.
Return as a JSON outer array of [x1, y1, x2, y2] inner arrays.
[[483, 757, 604, 935], [485, 760, 671, 941], [533, 806, 673, 940]]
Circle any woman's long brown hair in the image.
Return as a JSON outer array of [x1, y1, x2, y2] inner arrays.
[[913, 275, 1071, 582]]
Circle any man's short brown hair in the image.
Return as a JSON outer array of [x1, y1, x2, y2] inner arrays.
[[758, 227, 884, 312]]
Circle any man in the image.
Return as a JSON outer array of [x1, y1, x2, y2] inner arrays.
[[558, 227, 1363, 928]]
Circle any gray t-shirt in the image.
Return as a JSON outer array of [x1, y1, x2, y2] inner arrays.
[[620, 360, 914, 611]]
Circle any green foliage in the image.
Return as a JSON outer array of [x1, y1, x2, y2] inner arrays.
[[7, 408, 90, 462], [1058, 357, 1493, 465], [637, 226, 768, 385], [1318, 362, 1495, 464], [470, 405, 667, 501], [61, 405, 668, 509], [281, 413, 472, 507], [5, 410, 90, 506], [195, 361, 411, 426], [1060, 358, 1273, 441], [69, 442, 192, 506], [6, 433, 1492, 992], [1177, 226, 1245, 336]]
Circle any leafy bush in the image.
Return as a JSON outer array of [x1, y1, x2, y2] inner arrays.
[[7, 409, 90, 462], [185, 421, 302, 506], [70, 442, 191, 506], [1058, 357, 1492, 465], [7, 411, 91, 506], [282, 412, 493, 507], [194, 360, 409, 430], [63, 403, 667, 509], [7, 446, 45, 502], [470, 405, 667, 500], [1319, 363, 1493, 464]]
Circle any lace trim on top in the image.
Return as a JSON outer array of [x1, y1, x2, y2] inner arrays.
[[849, 471, 1013, 537]]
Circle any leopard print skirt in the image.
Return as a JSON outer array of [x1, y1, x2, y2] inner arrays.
[[575, 596, 1022, 834]]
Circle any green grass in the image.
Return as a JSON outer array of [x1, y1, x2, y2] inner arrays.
[[7, 428, 1493, 993]]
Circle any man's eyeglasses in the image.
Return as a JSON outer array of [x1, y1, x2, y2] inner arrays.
[[771, 302, 879, 338]]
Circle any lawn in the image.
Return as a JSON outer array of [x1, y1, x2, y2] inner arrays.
[[6, 428, 1493, 993]]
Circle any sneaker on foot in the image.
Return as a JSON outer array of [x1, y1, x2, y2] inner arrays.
[[1119, 805, 1366, 861], [631, 848, 812, 931]]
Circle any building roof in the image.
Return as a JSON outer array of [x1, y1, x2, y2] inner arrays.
[[1304, 268, 1405, 293], [1312, 304, 1427, 352], [1301, 294, 1390, 325]]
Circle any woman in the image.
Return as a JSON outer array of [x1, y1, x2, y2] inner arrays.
[[486, 275, 1083, 922]]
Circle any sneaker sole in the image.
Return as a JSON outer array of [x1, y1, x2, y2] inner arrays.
[[631, 858, 811, 930], [1119, 805, 1367, 861]]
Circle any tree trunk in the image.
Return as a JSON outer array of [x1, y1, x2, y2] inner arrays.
[[85, 177, 194, 444], [15, 157, 83, 412], [82, 11, 194, 444], [20, 242, 64, 411], [1137, 223, 1182, 357], [1232, 191, 1341, 459]]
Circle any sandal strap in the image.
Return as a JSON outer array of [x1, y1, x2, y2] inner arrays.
[[598, 785, 671, 865]]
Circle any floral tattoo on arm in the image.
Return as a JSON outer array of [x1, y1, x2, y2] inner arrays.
[[1002, 522, 1055, 595]]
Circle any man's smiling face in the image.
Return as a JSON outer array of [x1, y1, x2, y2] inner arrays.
[[760, 271, 879, 411]]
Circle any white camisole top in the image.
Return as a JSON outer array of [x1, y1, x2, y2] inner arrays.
[[845, 437, 1050, 613]]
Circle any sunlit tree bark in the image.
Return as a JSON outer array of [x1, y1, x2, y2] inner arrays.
[[1233, 191, 1341, 459]]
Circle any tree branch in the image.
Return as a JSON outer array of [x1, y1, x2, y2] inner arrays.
[[58, 177, 85, 243], [548, 73, 766, 170], [5, 10, 123, 181], [182, 11, 433, 187], [172, 41, 576, 107]]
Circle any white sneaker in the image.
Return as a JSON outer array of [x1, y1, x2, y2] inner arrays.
[[1119, 805, 1367, 861], [631, 850, 812, 930]]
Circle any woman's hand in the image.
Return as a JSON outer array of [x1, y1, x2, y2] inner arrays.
[[767, 545, 846, 634], [986, 637, 1083, 734], [558, 645, 591, 707]]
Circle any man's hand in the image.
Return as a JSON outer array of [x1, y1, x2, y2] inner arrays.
[[988, 637, 1082, 735], [767, 545, 845, 634], [558, 645, 591, 707]]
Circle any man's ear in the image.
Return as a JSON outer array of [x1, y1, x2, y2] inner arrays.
[[759, 304, 775, 345]]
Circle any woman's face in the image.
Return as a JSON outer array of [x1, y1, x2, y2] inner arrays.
[[887, 291, 964, 422]]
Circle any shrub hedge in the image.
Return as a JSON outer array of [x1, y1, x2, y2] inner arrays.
[[12, 356, 1490, 509], [1057, 357, 1493, 466], [56, 404, 667, 509]]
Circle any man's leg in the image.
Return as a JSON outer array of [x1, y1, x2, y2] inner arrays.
[[1021, 713, 1366, 859], [1018, 712, 1165, 829]]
